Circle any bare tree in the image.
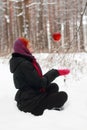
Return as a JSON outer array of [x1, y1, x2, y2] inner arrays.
[[0, 0, 87, 56]]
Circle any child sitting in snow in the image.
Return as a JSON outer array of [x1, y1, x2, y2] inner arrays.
[[9, 37, 70, 116]]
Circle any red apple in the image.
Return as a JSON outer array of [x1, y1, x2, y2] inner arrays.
[[52, 32, 61, 41]]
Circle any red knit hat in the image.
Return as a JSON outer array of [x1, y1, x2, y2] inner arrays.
[[19, 37, 30, 47]]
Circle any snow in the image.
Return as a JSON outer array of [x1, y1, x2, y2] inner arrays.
[[17, 12, 24, 17], [4, 15, 10, 23], [0, 53, 87, 130]]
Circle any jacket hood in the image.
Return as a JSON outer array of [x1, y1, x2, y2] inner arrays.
[[10, 52, 35, 73], [10, 56, 25, 73]]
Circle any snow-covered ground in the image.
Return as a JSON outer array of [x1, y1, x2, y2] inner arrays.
[[0, 53, 87, 130]]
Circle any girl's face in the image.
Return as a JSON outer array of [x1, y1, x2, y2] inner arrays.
[[27, 42, 34, 53]]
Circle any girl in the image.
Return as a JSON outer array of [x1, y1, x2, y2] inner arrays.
[[9, 37, 70, 116]]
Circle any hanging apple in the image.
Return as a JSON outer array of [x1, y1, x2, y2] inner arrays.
[[52, 32, 61, 41]]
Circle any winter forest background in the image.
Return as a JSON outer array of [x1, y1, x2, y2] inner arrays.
[[0, 0, 87, 56], [0, 1, 87, 130]]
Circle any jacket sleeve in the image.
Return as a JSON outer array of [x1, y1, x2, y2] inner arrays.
[[20, 61, 59, 89], [43, 69, 59, 85]]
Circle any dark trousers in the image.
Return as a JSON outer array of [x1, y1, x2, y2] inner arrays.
[[31, 83, 68, 116]]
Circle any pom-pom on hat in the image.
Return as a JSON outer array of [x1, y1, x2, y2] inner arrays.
[[19, 37, 30, 47]]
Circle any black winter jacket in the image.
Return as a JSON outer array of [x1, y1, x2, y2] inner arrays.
[[9, 53, 59, 112]]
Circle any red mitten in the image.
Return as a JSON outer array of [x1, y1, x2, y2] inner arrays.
[[58, 69, 70, 76]]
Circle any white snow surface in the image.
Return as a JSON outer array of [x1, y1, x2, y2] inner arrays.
[[0, 53, 87, 130]]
